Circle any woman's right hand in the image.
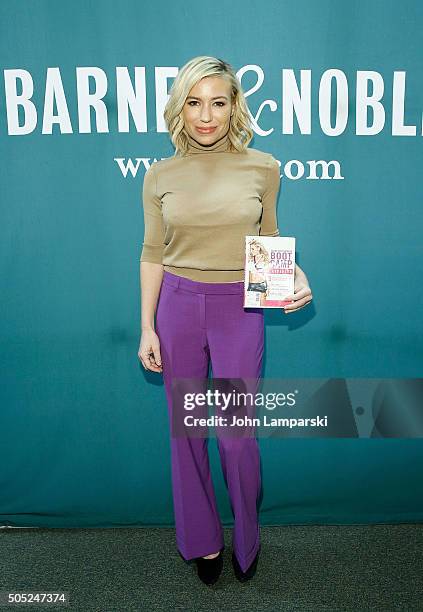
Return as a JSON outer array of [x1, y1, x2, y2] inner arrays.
[[138, 328, 163, 373]]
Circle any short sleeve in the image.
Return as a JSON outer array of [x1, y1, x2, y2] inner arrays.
[[140, 163, 165, 264], [259, 155, 280, 237]]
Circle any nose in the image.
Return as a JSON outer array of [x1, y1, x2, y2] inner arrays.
[[199, 104, 213, 122]]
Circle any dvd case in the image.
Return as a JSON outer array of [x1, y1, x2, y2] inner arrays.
[[244, 236, 296, 308]]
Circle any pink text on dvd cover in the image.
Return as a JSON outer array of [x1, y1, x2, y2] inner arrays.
[[244, 236, 296, 308]]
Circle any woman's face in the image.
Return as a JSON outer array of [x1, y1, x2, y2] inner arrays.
[[182, 76, 233, 146], [250, 244, 260, 255]]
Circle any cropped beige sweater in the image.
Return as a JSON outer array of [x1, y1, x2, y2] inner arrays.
[[140, 130, 281, 282]]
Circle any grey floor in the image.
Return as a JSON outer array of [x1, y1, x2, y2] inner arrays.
[[0, 524, 422, 611]]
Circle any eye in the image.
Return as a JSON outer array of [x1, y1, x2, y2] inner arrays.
[[186, 101, 226, 107]]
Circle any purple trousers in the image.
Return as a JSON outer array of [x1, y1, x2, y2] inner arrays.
[[155, 271, 264, 573]]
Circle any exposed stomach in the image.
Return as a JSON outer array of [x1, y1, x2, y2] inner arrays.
[[249, 272, 266, 282]]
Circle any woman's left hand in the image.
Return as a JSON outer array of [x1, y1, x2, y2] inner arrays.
[[283, 265, 313, 314]]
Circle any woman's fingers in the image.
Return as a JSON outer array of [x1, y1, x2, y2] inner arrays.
[[284, 297, 311, 312], [138, 329, 163, 372], [152, 347, 162, 367], [286, 286, 310, 301], [139, 347, 162, 371], [283, 288, 313, 313]]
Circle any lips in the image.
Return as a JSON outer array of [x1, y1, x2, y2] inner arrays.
[[196, 126, 217, 133]]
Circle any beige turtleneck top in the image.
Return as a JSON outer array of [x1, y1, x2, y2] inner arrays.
[[140, 130, 281, 282]]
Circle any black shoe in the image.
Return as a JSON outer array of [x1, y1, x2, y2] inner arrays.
[[194, 550, 224, 586], [232, 547, 260, 583]]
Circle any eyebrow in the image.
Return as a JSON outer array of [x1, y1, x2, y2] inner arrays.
[[186, 96, 229, 100]]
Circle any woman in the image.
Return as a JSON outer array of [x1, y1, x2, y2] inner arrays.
[[247, 239, 270, 307], [138, 56, 312, 586]]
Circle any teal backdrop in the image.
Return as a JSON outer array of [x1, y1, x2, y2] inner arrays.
[[1, 0, 422, 528]]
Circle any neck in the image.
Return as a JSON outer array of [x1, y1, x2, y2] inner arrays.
[[185, 130, 231, 155]]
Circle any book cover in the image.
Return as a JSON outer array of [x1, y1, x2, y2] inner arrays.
[[244, 236, 296, 308]]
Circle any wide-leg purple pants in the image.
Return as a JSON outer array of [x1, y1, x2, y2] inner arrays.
[[155, 270, 264, 573]]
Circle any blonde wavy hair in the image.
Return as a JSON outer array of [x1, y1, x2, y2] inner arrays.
[[163, 56, 254, 157], [247, 239, 270, 265]]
